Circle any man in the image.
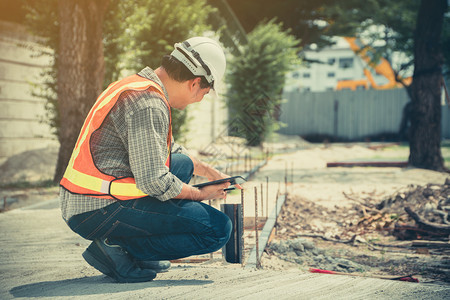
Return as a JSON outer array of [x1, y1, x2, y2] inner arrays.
[[60, 37, 233, 283]]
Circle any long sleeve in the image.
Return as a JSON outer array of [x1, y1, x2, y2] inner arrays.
[[126, 106, 183, 200]]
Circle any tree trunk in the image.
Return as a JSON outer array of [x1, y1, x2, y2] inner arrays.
[[53, 0, 110, 182], [408, 0, 447, 171]]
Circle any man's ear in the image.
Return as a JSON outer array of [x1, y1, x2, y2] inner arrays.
[[190, 77, 202, 89], [185, 78, 195, 92]]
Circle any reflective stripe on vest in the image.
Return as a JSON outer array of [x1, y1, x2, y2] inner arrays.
[[60, 74, 172, 200]]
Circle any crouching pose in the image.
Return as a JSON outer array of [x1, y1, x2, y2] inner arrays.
[[60, 37, 232, 282]]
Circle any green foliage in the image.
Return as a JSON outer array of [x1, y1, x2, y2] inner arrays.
[[103, 1, 123, 87], [115, 0, 216, 140], [119, 0, 215, 70], [226, 20, 300, 146], [221, 0, 335, 48], [225, 0, 448, 79], [321, 0, 450, 79], [22, 0, 216, 141]]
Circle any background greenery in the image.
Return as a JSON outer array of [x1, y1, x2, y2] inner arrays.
[[23, 0, 215, 141], [226, 20, 300, 146]]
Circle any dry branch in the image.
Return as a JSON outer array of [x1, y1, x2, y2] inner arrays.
[[404, 206, 450, 234]]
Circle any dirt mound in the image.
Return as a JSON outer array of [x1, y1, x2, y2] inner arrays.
[[0, 147, 58, 185]]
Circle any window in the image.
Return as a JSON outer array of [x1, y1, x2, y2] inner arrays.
[[328, 58, 335, 65], [339, 58, 353, 69], [327, 72, 335, 78], [303, 73, 311, 78], [291, 72, 299, 79]]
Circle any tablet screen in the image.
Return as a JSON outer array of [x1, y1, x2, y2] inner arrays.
[[193, 176, 246, 188]]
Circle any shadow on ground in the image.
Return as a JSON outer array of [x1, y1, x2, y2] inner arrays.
[[10, 276, 213, 298]]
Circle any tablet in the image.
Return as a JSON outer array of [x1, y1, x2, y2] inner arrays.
[[193, 176, 246, 188]]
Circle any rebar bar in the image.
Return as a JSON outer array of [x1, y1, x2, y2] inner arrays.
[[285, 161, 288, 183], [275, 184, 280, 235], [266, 176, 269, 218], [244, 153, 250, 173], [291, 161, 294, 184], [241, 188, 245, 267], [254, 186, 260, 268], [260, 183, 264, 218], [209, 199, 213, 260], [285, 175, 287, 196]]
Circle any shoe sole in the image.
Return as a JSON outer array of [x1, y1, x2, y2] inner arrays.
[[137, 261, 171, 273], [83, 242, 157, 283], [138, 266, 170, 273], [156, 269, 169, 273]]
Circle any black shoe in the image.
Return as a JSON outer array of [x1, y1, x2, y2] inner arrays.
[[82, 239, 157, 283], [136, 260, 171, 273]]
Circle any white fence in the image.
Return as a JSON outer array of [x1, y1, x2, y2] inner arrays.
[[279, 88, 450, 140]]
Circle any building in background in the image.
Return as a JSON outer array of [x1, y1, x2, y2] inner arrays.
[[284, 37, 411, 93]]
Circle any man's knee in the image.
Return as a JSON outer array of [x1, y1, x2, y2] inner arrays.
[[210, 214, 232, 252], [220, 216, 232, 245], [170, 153, 194, 183]]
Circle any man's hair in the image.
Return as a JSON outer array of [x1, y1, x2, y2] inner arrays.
[[161, 55, 211, 89]]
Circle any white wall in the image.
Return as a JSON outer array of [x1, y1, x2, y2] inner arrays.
[[0, 21, 58, 164]]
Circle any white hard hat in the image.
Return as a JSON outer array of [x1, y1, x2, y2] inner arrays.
[[171, 37, 226, 90]]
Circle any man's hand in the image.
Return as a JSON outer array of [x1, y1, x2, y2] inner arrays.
[[189, 155, 243, 189], [206, 170, 243, 190], [175, 182, 230, 201], [198, 182, 230, 200]]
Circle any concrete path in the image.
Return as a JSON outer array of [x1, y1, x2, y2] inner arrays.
[[1, 203, 449, 299], [2, 145, 450, 299]]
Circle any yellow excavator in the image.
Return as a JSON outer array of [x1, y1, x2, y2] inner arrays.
[[336, 37, 412, 91]]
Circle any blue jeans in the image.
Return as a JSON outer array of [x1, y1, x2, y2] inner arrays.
[[67, 153, 232, 261]]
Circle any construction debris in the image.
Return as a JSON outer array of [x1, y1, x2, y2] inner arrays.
[[270, 179, 450, 243], [371, 179, 450, 240], [265, 178, 450, 283]]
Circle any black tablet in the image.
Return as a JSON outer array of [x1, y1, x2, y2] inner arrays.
[[193, 176, 246, 188]]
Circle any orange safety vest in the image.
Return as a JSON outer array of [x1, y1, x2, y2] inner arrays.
[[60, 74, 172, 200]]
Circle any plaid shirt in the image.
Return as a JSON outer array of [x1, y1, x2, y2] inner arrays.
[[60, 67, 187, 221]]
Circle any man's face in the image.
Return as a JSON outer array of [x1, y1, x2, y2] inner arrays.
[[179, 78, 211, 109], [191, 85, 211, 104]]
